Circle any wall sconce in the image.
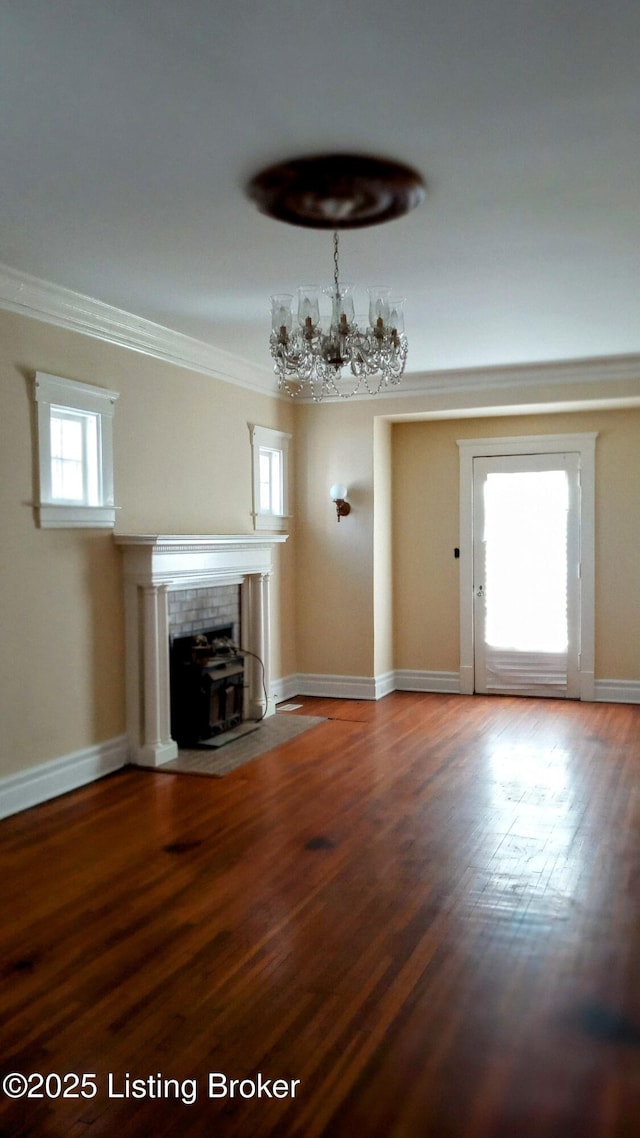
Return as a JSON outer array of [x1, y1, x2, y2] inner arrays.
[[330, 483, 351, 522]]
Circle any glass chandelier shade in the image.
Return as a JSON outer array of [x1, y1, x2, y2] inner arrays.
[[270, 232, 408, 401]]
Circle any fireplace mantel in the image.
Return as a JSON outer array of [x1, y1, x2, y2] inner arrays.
[[115, 534, 288, 765]]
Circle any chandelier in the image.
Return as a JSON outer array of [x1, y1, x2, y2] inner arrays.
[[248, 154, 426, 401], [270, 231, 408, 400]]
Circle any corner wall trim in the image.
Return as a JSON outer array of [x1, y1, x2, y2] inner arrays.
[[272, 675, 304, 704], [375, 671, 397, 699], [0, 735, 129, 820]]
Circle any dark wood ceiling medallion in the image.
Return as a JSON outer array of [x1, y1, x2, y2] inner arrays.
[[247, 154, 426, 229]]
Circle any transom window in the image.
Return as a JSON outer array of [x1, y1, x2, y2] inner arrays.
[[259, 446, 283, 515], [50, 408, 100, 504], [249, 424, 291, 531], [34, 372, 119, 528]]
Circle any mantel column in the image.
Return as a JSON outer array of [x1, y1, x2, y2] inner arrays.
[[242, 572, 276, 721], [139, 584, 178, 766]]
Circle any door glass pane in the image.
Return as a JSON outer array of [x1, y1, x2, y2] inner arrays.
[[484, 470, 569, 652]]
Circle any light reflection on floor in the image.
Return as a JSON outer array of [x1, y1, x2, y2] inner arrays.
[[468, 741, 583, 937]]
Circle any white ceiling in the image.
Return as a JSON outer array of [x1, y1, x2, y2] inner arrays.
[[1, 0, 639, 378]]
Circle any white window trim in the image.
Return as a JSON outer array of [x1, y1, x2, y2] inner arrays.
[[34, 372, 119, 528], [249, 424, 291, 532]]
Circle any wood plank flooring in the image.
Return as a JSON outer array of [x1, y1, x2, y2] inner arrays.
[[2, 692, 640, 1137]]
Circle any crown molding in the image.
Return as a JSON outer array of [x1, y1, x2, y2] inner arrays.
[[399, 355, 640, 395], [2, 261, 638, 404], [273, 353, 640, 404], [0, 261, 277, 397], [309, 354, 640, 402]]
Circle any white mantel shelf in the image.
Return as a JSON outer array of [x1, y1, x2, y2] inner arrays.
[[116, 533, 288, 547], [115, 533, 288, 766], [115, 533, 287, 584]]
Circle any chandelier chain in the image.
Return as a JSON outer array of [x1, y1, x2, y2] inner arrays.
[[333, 231, 340, 299]]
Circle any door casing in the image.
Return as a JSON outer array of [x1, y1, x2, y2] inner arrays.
[[472, 452, 581, 698], [457, 433, 597, 700]]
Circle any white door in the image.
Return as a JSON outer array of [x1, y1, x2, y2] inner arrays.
[[472, 452, 581, 698]]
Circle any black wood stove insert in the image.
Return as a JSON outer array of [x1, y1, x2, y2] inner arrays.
[[169, 625, 245, 746]]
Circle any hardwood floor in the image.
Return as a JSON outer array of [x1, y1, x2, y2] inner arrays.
[[2, 692, 640, 1138]]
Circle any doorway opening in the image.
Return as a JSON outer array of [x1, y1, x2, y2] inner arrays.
[[457, 433, 597, 701], [473, 454, 579, 697]]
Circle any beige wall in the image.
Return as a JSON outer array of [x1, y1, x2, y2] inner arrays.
[[392, 419, 462, 672], [0, 309, 295, 778], [294, 383, 640, 685], [294, 399, 376, 676], [394, 409, 640, 679]]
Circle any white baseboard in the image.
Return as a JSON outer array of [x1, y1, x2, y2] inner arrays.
[[594, 679, 640, 704], [274, 673, 380, 701], [274, 671, 640, 707], [395, 669, 462, 694], [396, 672, 640, 702], [374, 671, 397, 699], [272, 675, 303, 704], [295, 673, 379, 700], [274, 670, 461, 702], [0, 735, 129, 820]]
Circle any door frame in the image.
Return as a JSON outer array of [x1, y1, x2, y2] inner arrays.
[[472, 451, 581, 698], [457, 433, 597, 700]]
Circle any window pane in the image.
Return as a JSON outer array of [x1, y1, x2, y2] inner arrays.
[[50, 416, 63, 457], [258, 446, 284, 515], [50, 412, 86, 502], [484, 470, 569, 652], [270, 450, 282, 514], [259, 452, 272, 511], [60, 417, 83, 460], [85, 414, 99, 504], [51, 455, 84, 501]]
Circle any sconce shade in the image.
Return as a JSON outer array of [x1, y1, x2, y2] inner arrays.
[[330, 483, 350, 521]]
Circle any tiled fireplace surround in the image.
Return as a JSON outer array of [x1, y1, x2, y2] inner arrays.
[[168, 584, 240, 641], [115, 534, 287, 766]]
